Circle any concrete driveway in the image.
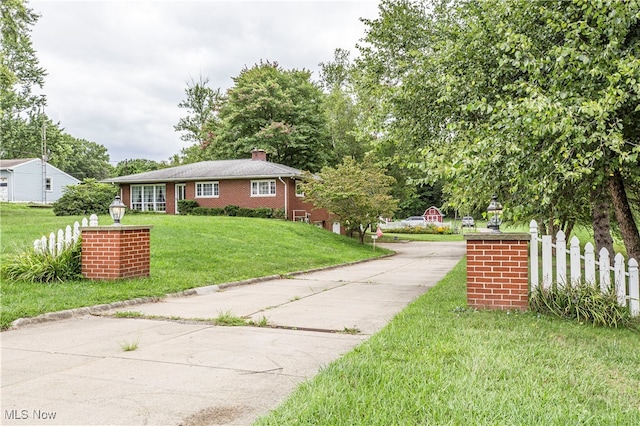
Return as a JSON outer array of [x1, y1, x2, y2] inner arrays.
[[1, 241, 465, 426]]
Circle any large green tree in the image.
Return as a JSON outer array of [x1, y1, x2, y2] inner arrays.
[[301, 157, 398, 244], [112, 158, 162, 177], [1, 0, 111, 180], [1, 0, 46, 157], [177, 62, 332, 172], [174, 75, 225, 163], [357, 0, 640, 260], [319, 49, 372, 164], [50, 132, 111, 180]]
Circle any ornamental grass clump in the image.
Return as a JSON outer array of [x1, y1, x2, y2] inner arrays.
[[1, 242, 82, 283], [530, 280, 637, 329]]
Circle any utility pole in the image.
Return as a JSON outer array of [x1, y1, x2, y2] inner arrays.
[[41, 106, 47, 204]]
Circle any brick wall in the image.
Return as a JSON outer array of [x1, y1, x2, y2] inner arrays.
[[81, 226, 152, 280], [193, 179, 286, 210], [464, 234, 530, 311]]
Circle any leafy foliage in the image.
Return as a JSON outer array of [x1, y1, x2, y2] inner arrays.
[[319, 49, 373, 164], [530, 281, 637, 329], [112, 158, 162, 177], [302, 157, 398, 243], [176, 61, 332, 172], [356, 0, 640, 258], [176, 200, 284, 219], [53, 179, 118, 216], [174, 75, 225, 161], [1, 0, 111, 180], [1, 241, 82, 283], [391, 224, 453, 235], [176, 199, 199, 214], [0, 0, 45, 130]]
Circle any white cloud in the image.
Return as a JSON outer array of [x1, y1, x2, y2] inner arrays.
[[29, 0, 380, 163]]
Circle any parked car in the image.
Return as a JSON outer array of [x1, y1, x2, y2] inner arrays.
[[401, 216, 428, 227], [462, 216, 475, 227]]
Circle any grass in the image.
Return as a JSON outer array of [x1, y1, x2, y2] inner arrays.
[[248, 315, 270, 327], [0, 203, 391, 329], [213, 310, 246, 326], [255, 259, 640, 426], [119, 336, 140, 352]]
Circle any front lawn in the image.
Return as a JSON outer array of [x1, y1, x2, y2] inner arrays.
[[256, 259, 640, 425], [0, 204, 391, 329]]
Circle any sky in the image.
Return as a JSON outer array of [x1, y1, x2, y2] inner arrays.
[[29, 0, 381, 164]]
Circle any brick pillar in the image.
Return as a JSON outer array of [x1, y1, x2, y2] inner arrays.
[[81, 226, 153, 280], [464, 233, 530, 311]]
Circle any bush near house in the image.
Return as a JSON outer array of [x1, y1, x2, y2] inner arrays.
[[176, 200, 199, 214], [392, 224, 453, 235], [177, 200, 285, 219], [53, 179, 118, 216]]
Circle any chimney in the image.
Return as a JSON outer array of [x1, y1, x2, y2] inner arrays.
[[251, 148, 267, 161]]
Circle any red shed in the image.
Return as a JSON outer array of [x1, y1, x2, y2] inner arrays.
[[423, 206, 444, 223]]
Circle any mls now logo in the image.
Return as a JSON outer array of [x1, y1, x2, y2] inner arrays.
[[5, 409, 57, 420]]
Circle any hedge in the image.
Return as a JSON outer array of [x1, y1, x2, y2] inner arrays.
[[177, 200, 285, 219]]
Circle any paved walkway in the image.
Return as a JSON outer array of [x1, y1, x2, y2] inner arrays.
[[1, 241, 465, 426]]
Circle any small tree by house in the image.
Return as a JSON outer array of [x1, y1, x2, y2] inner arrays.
[[302, 157, 398, 244]]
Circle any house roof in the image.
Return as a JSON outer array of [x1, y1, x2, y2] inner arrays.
[[0, 158, 39, 169], [0, 158, 81, 183], [103, 159, 303, 184]]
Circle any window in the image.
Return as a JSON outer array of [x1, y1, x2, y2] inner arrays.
[[295, 180, 304, 197], [251, 180, 276, 197], [45, 177, 52, 191], [196, 182, 219, 198], [130, 184, 166, 212]]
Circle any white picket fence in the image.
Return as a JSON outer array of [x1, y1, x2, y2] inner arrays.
[[529, 220, 639, 317], [33, 214, 99, 257]]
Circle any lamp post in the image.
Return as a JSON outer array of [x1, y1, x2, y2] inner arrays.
[[109, 195, 126, 225], [486, 195, 503, 232]]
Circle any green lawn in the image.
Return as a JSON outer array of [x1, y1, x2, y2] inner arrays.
[[256, 259, 640, 425], [0, 203, 391, 329]]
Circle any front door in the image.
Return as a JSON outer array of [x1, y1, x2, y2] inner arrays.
[[175, 184, 186, 214]]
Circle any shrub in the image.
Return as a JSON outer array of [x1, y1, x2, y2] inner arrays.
[[179, 204, 284, 219], [53, 179, 118, 216], [177, 200, 199, 214], [192, 206, 225, 216], [530, 281, 637, 329], [392, 224, 453, 235], [1, 241, 82, 283], [237, 207, 274, 218], [224, 205, 240, 216]]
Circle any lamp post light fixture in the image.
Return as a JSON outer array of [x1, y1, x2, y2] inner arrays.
[[109, 195, 126, 225], [486, 194, 503, 233]]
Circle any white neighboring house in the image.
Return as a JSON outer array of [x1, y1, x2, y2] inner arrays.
[[0, 158, 81, 203]]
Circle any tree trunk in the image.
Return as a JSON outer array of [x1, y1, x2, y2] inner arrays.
[[539, 221, 547, 236], [358, 228, 366, 244], [591, 183, 614, 256], [548, 217, 557, 239], [608, 170, 640, 261], [564, 220, 575, 240]]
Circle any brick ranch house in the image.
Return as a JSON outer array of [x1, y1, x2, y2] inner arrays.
[[103, 150, 341, 233]]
